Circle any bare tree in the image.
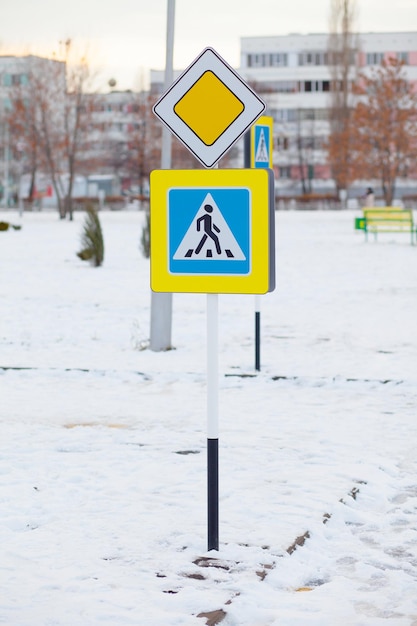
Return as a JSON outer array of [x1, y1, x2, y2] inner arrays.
[[10, 42, 96, 219], [63, 41, 96, 220], [125, 91, 161, 194], [34, 58, 67, 212], [7, 88, 39, 207], [327, 0, 358, 192], [121, 89, 204, 193], [295, 109, 315, 195]]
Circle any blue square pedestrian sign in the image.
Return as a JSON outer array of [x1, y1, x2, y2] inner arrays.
[[150, 169, 275, 294], [169, 187, 250, 275], [251, 116, 273, 169]]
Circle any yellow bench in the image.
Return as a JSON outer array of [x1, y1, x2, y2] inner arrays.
[[362, 208, 415, 245]]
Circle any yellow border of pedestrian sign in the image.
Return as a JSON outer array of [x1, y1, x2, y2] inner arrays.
[[150, 169, 275, 294]]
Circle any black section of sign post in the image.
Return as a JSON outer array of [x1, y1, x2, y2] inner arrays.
[[255, 310, 261, 371], [207, 438, 219, 551], [244, 130, 251, 169]]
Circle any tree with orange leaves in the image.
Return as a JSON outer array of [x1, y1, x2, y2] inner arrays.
[[350, 57, 417, 205]]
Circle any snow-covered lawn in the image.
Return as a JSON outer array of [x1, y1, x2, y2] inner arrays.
[[1, 208, 416, 625]]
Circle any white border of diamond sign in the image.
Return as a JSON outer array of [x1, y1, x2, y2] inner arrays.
[[152, 47, 266, 168]]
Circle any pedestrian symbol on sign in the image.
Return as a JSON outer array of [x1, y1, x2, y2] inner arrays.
[[168, 188, 250, 276], [196, 205, 221, 255], [173, 192, 246, 263]]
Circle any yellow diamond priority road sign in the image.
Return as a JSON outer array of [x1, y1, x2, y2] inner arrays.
[[174, 70, 245, 146], [153, 47, 265, 168]]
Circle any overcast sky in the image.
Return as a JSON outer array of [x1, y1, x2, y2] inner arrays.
[[1, 0, 417, 90]]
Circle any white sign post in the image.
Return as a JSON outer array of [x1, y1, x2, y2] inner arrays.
[[207, 291, 219, 550]]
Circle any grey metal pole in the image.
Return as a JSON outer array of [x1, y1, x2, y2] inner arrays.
[[150, 0, 175, 351], [244, 131, 262, 371], [3, 122, 9, 208]]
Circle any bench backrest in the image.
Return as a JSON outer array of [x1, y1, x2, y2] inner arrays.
[[364, 209, 413, 223]]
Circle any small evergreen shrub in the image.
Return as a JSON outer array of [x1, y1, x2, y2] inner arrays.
[[0, 221, 21, 231], [77, 207, 104, 267]]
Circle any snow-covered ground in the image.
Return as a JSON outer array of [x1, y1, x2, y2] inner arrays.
[[1, 207, 416, 625]]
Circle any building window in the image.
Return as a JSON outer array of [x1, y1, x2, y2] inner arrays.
[[298, 51, 328, 66], [366, 52, 384, 65], [279, 166, 291, 178], [257, 80, 298, 93], [274, 109, 329, 124], [328, 50, 356, 65], [277, 80, 298, 92], [274, 110, 285, 122], [397, 52, 409, 64], [273, 109, 294, 123], [298, 109, 313, 121], [298, 136, 325, 150], [298, 137, 314, 149], [299, 80, 331, 93], [247, 53, 265, 67], [315, 109, 329, 121], [270, 53, 288, 66], [277, 136, 289, 150], [1, 73, 28, 86], [300, 81, 315, 93], [247, 52, 288, 68]]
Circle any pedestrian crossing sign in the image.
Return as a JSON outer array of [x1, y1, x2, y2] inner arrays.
[[150, 169, 275, 294], [251, 116, 273, 169]]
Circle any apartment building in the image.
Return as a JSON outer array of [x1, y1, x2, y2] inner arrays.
[[84, 90, 143, 184]]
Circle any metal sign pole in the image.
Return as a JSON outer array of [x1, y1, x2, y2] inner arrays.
[[150, 0, 175, 351], [255, 294, 261, 371], [207, 292, 219, 551], [245, 131, 262, 372]]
